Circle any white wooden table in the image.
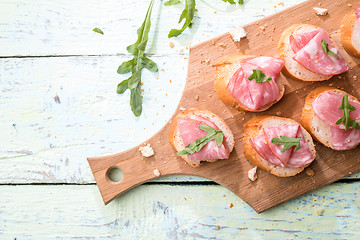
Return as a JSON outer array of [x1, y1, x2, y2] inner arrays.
[[1, 0, 360, 238]]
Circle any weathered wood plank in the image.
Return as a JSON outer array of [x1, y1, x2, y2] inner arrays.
[[0, 56, 186, 183], [0, 0, 305, 56], [1, 183, 359, 239]]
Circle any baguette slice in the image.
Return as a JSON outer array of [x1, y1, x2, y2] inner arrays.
[[214, 55, 285, 112], [301, 86, 360, 150], [243, 115, 316, 177], [340, 9, 360, 58], [169, 108, 235, 167], [278, 24, 332, 81]]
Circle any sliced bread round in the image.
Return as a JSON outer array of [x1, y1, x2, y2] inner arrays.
[[243, 115, 316, 177], [169, 108, 235, 167], [214, 55, 285, 112], [341, 9, 360, 58], [301, 86, 360, 150], [277, 24, 332, 81]]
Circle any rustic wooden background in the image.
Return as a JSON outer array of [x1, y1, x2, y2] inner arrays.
[[1, 0, 360, 238]]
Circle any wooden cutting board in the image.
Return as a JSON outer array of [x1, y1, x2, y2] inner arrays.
[[88, 0, 360, 213]]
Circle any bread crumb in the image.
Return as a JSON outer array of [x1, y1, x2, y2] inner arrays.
[[211, 40, 215, 45], [348, 3, 352, 7], [316, 209, 324, 216], [216, 225, 220, 230], [229, 26, 247, 42], [153, 169, 160, 177], [195, 95, 199, 100], [353, 76, 357, 80], [139, 144, 154, 157], [229, 203, 233, 208], [306, 168, 315, 176], [248, 166, 258, 181], [219, 42, 227, 47], [276, 111, 282, 116], [179, 107, 186, 111], [313, 7, 328, 16], [169, 42, 174, 48], [259, 26, 266, 34]]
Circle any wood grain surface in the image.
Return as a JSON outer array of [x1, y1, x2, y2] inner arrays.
[[88, 0, 360, 213]]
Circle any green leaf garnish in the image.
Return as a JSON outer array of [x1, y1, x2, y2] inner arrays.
[[248, 70, 272, 83], [164, 0, 180, 5], [93, 27, 104, 35], [336, 94, 360, 131], [177, 124, 224, 156], [271, 136, 301, 152], [321, 40, 340, 57], [222, 0, 244, 3], [116, 0, 158, 117], [168, 0, 196, 38]]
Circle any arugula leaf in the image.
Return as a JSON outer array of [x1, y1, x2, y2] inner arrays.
[[165, 0, 180, 5], [336, 94, 360, 130], [321, 40, 340, 57], [93, 27, 104, 35], [116, 0, 158, 117], [177, 124, 224, 156], [168, 0, 196, 38], [248, 69, 272, 83], [271, 136, 301, 152], [222, 0, 236, 3]]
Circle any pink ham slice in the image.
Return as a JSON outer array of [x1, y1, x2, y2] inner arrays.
[[355, 8, 360, 19], [251, 125, 315, 168], [244, 57, 285, 79], [292, 29, 349, 75], [287, 128, 315, 168], [177, 118, 229, 161], [290, 30, 319, 53], [263, 124, 300, 166], [312, 91, 360, 130], [226, 57, 281, 110], [330, 126, 360, 150], [250, 134, 284, 167]]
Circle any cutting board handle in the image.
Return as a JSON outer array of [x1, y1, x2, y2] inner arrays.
[[87, 124, 186, 204]]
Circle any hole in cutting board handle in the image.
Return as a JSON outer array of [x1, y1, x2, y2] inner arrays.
[[106, 167, 123, 183]]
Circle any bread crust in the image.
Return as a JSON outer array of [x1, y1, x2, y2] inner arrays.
[[340, 9, 360, 58], [169, 108, 235, 167], [301, 86, 360, 150], [214, 55, 285, 112], [277, 24, 333, 81], [243, 115, 316, 177]]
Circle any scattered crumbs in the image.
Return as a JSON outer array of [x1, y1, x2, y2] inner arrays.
[[353, 76, 357, 80], [184, 162, 187, 165], [294, 185, 299, 189], [255, 32, 260, 36], [229, 203, 233, 208], [208, 94, 212, 98], [195, 95, 199, 100], [179, 48, 184, 53], [153, 169, 161, 177], [179, 107, 186, 111], [348, 3, 352, 7], [316, 208, 325, 216], [139, 144, 155, 157], [163, 161, 167, 164], [276, 111, 282, 116], [229, 26, 247, 42], [307, 18, 310, 21], [216, 225, 220, 230], [214, 11, 217, 13], [248, 166, 258, 181], [161, 69, 165, 72], [329, 83, 333, 86], [54, 95, 61, 104], [223, 194, 226, 197], [338, 75, 342, 79], [278, 2, 284, 6], [184, 197, 187, 200], [318, 2, 321, 6], [306, 168, 315, 176], [313, 7, 328, 16], [169, 42, 174, 48], [259, 26, 266, 35], [211, 40, 215, 45], [219, 42, 228, 47]]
